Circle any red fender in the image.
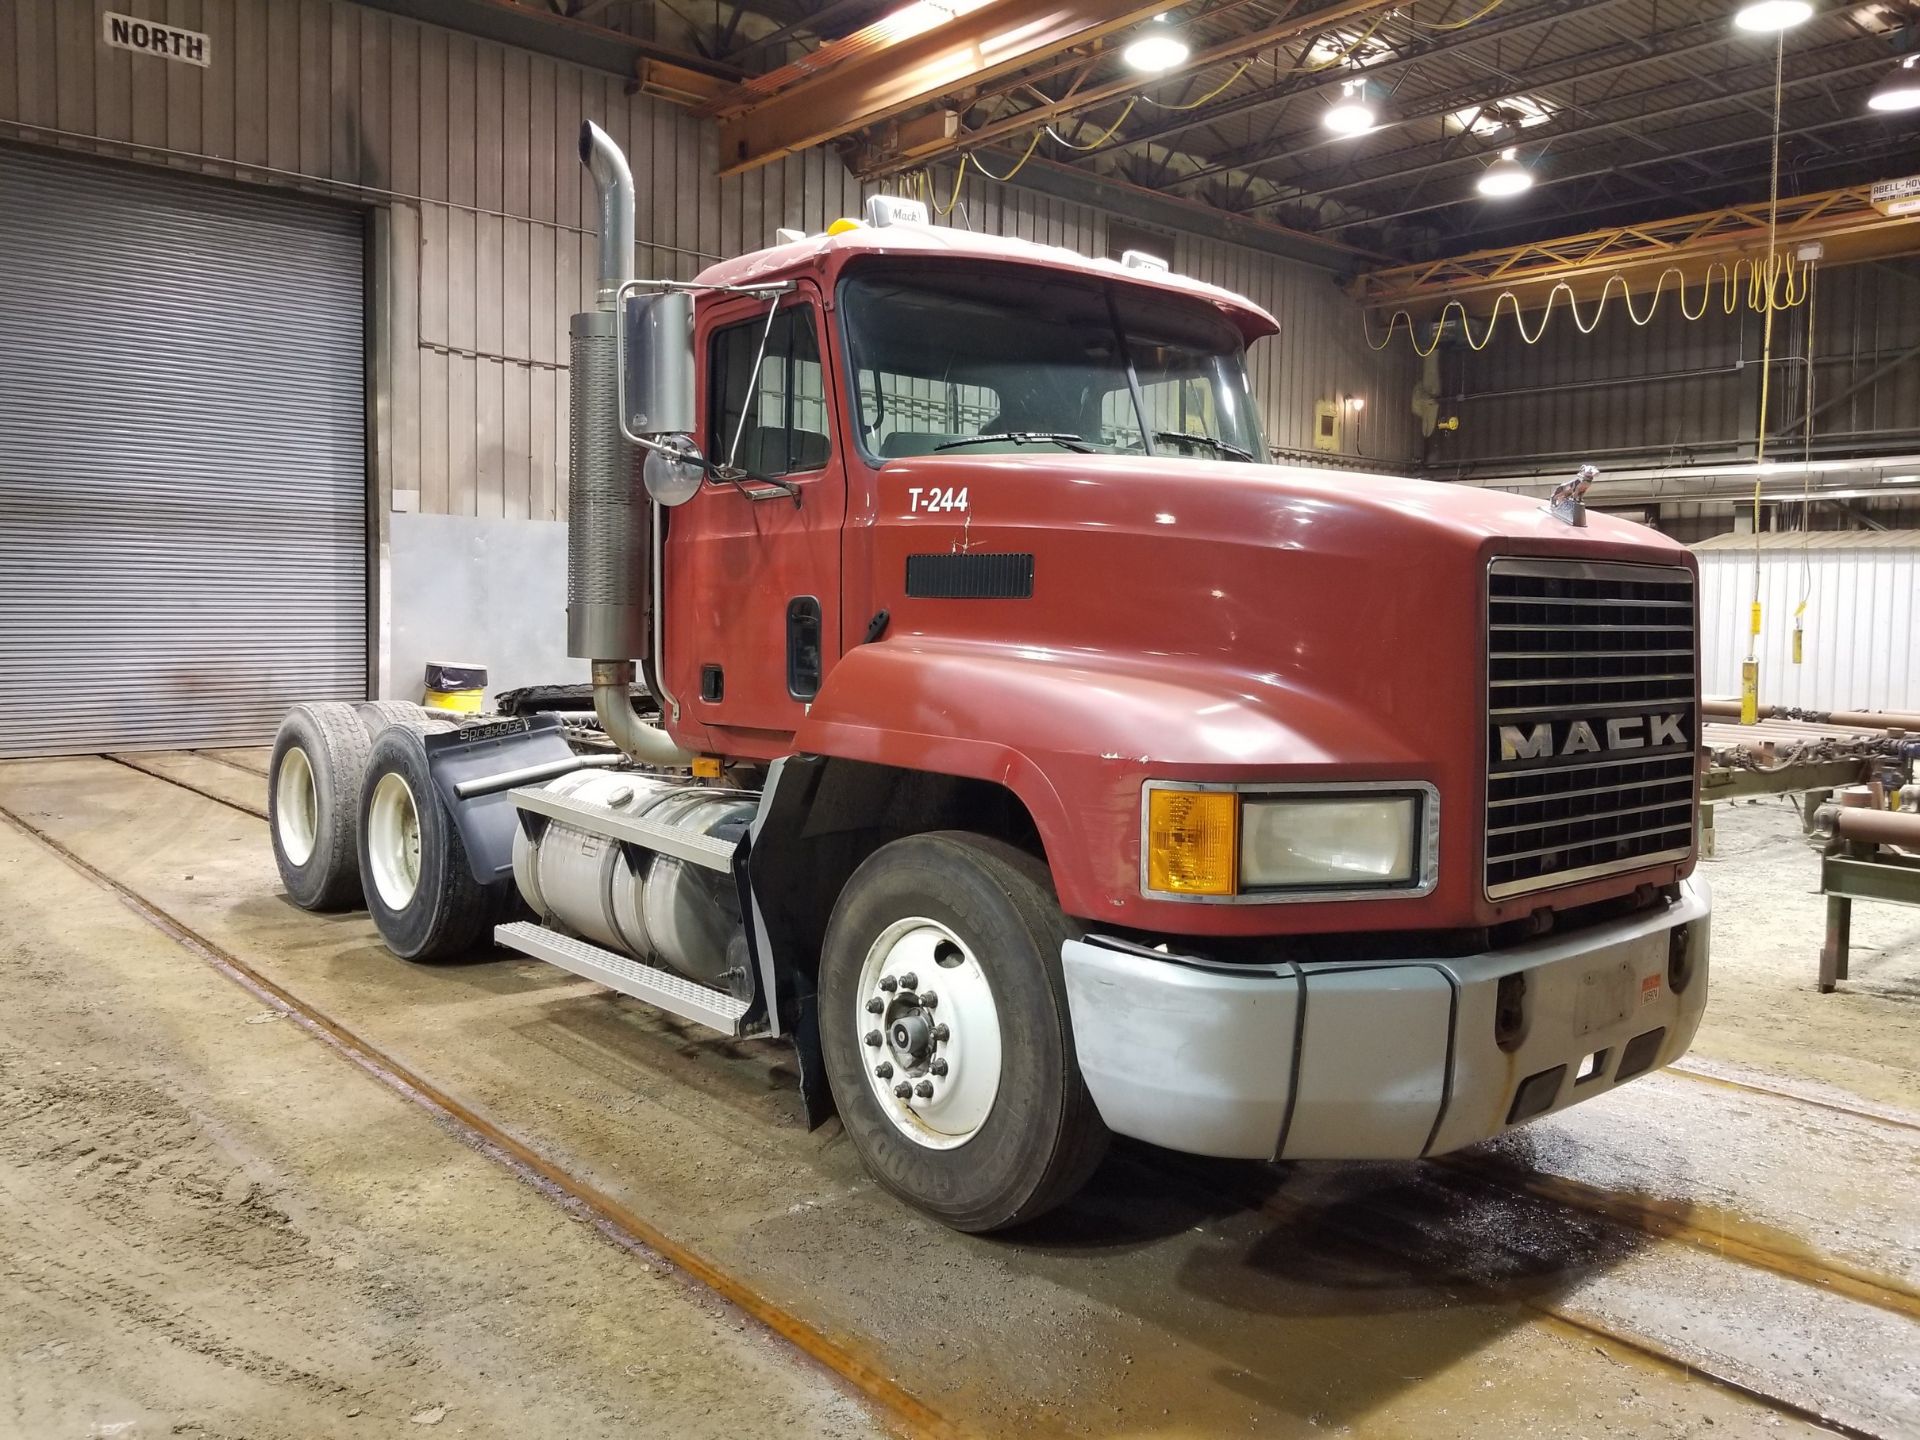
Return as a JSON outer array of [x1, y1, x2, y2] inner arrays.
[[794, 637, 1422, 930]]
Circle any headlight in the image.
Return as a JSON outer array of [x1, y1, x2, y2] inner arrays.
[[1143, 782, 1438, 902], [1241, 795, 1417, 888]]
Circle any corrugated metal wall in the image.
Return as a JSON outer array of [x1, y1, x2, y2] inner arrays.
[[1694, 532, 1920, 712], [1426, 262, 1920, 480], [0, 0, 1418, 530]]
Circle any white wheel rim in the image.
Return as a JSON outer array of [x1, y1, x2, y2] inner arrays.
[[275, 745, 318, 867], [856, 917, 1002, 1150], [367, 772, 423, 911]]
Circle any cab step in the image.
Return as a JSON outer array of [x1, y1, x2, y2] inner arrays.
[[495, 921, 752, 1035]]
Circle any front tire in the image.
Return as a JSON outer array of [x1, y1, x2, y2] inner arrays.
[[818, 832, 1109, 1232], [356, 723, 501, 961]]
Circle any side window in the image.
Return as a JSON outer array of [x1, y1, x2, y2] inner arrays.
[[707, 306, 830, 479], [1132, 374, 1219, 441]]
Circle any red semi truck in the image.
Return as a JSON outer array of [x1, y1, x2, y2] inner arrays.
[[268, 123, 1710, 1233]]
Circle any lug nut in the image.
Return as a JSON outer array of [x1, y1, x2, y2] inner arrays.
[[915, 1080, 934, 1098], [866, 997, 883, 1014], [875, 1062, 893, 1079], [932, 1023, 950, 1042], [865, 1029, 882, 1047], [899, 972, 919, 989], [930, 1058, 948, 1076], [894, 1082, 913, 1099], [879, 977, 897, 993], [919, 990, 937, 1009]]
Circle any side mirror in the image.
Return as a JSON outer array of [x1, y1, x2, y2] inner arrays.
[[643, 436, 704, 507], [621, 290, 695, 438]]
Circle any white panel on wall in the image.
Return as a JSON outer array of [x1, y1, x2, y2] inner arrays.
[[1695, 531, 1920, 713]]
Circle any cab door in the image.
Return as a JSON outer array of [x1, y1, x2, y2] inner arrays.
[[662, 285, 845, 759]]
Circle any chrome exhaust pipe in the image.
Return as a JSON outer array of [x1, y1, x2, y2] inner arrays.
[[573, 121, 691, 768], [580, 120, 635, 309]]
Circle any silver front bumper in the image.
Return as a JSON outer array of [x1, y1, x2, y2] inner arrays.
[[1061, 876, 1711, 1161]]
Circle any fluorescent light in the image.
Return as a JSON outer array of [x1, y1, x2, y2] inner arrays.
[[1734, 1, 1813, 31], [1324, 79, 1376, 136], [1123, 19, 1189, 74], [1868, 56, 1920, 113], [1477, 147, 1533, 197]]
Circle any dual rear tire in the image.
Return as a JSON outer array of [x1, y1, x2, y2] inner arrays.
[[356, 723, 511, 960], [269, 701, 504, 959]]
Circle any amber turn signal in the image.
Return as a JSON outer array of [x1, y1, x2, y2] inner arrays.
[[1146, 789, 1238, 897]]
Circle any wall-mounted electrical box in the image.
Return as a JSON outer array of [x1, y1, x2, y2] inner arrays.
[[1313, 399, 1339, 452]]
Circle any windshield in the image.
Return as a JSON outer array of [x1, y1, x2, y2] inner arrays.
[[839, 266, 1266, 464]]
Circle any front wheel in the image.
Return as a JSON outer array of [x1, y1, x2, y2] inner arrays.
[[818, 832, 1109, 1232]]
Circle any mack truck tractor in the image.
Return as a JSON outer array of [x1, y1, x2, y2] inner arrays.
[[267, 122, 1710, 1233]]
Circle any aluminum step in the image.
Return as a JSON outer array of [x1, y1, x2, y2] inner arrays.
[[509, 784, 736, 872], [495, 921, 752, 1035]]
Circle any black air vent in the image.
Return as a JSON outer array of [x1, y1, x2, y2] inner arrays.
[[905, 553, 1035, 600]]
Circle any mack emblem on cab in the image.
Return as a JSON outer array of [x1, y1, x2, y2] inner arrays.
[[266, 122, 1710, 1234]]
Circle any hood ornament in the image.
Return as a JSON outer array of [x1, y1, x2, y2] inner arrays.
[[1544, 463, 1598, 527]]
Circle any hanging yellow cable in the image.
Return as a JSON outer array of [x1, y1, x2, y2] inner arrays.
[[1794, 261, 1818, 666], [1045, 98, 1139, 151], [929, 160, 966, 216], [1139, 60, 1255, 108], [967, 128, 1045, 182], [1361, 260, 1809, 357], [1742, 30, 1788, 723], [1405, 0, 1506, 31], [1298, 16, 1387, 71]]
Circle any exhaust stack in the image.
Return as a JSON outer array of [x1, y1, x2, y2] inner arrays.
[[572, 121, 689, 768]]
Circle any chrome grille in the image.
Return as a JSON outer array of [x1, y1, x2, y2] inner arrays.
[[1485, 558, 1697, 900]]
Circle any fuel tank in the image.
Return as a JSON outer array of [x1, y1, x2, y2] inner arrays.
[[511, 769, 756, 990]]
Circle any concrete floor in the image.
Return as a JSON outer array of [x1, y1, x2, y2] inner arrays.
[[1, 753, 1916, 1439]]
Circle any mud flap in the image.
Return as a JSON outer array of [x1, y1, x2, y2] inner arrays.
[[422, 714, 578, 885], [746, 755, 835, 1127], [790, 993, 832, 1130]]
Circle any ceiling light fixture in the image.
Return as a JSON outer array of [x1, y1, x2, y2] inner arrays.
[[1123, 16, 1189, 74], [1477, 147, 1533, 197], [1323, 79, 1378, 135], [1868, 55, 1920, 111], [1733, 1, 1814, 31]]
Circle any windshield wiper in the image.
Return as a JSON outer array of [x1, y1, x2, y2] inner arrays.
[[936, 432, 1093, 454], [1152, 429, 1252, 462]]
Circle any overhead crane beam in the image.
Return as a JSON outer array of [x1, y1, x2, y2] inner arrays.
[[1350, 184, 1920, 315]]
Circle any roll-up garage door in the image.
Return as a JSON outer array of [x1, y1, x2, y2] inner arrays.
[[0, 145, 366, 758]]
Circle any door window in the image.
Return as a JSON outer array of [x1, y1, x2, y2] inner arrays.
[[708, 306, 831, 478]]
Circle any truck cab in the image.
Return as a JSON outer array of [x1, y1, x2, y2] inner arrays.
[[269, 128, 1709, 1234]]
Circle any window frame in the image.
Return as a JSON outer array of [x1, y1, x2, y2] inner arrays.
[[703, 298, 833, 484], [834, 263, 1266, 469]]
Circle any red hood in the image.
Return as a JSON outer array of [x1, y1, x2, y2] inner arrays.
[[809, 454, 1697, 936]]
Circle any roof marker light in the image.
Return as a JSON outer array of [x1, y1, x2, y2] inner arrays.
[[863, 194, 930, 227]]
